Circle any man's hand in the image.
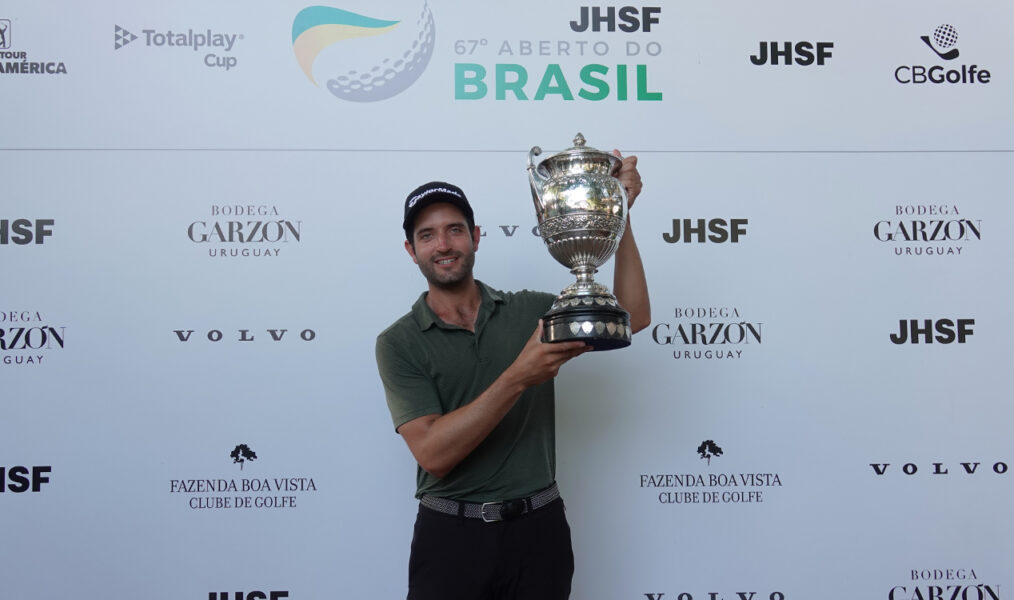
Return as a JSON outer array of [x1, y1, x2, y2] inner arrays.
[[613, 149, 642, 207], [506, 320, 590, 388]]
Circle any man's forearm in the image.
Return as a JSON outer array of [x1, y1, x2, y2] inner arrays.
[[399, 325, 589, 479], [401, 374, 527, 479], [614, 217, 651, 332]]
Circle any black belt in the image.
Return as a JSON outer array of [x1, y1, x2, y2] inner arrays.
[[420, 482, 560, 523]]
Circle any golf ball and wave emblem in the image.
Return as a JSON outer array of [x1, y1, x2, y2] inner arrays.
[[292, 2, 435, 102]]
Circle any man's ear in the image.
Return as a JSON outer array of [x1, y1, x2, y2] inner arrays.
[[404, 239, 418, 264], [472, 226, 481, 251]]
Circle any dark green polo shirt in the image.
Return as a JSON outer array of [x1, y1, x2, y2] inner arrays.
[[375, 281, 556, 502]]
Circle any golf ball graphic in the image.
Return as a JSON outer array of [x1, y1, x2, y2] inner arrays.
[[932, 24, 958, 49], [292, 1, 435, 102]]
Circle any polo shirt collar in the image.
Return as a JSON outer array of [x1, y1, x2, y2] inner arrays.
[[411, 280, 504, 331]]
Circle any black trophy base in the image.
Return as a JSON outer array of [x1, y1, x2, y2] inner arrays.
[[541, 302, 631, 351]]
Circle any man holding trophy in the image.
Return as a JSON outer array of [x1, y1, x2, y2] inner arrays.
[[375, 135, 650, 600]]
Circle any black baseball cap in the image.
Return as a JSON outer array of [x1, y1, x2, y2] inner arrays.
[[402, 181, 475, 240]]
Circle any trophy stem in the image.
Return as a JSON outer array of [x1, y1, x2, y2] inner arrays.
[[571, 265, 597, 285]]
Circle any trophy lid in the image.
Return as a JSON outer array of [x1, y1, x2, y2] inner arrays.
[[565, 133, 595, 152], [536, 133, 620, 176]]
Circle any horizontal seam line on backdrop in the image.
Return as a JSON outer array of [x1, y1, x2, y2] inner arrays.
[[1, 148, 1013, 154]]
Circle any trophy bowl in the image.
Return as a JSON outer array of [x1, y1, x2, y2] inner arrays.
[[527, 133, 632, 350]]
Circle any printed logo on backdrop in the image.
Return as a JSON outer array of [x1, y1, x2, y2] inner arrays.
[[187, 204, 303, 259], [1, 311, 65, 367], [889, 319, 974, 345], [456, 5, 664, 101], [895, 24, 992, 85], [874, 204, 981, 257], [870, 459, 1006, 477], [1, 466, 51, 493], [169, 445, 317, 510], [474, 222, 543, 246], [114, 25, 137, 50], [697, 440, 723, 465], [663, 218, 748, 244], [750, 41, 833, 66], [640, 441, 783, 506], [643, 591, 785, 600], [922, 24, 960, 60], [292, 1, 435, 101], [889, 567, 1000, 600], [113, 23, 244, 71], [209, 593, 289, 600], [231, 444, 257, 470], [0, 19, 68, 75], [172, 328, 317, 343], [651, 307, 762, 361], [1, 219, 54, 245]]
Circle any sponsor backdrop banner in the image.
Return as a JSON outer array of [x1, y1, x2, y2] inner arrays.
[[2, 1, 1011, 599]]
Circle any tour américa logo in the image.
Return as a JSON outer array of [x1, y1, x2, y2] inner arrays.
[[0, 18, 69, 75]]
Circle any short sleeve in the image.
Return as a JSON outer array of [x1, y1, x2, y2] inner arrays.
[[375, 332, 444, 432]]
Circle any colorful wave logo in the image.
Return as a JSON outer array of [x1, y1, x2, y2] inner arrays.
[[292, 2, 435, 102]]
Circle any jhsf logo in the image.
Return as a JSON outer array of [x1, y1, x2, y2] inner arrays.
[[292, 1, 435, 102], [750, 41, 833, 66], [1, 466, 51, 492], [889, 318, 974, 344], [0, 219, 54, 245]]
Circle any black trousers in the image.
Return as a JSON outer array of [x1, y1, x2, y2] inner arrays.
[[407, 497, 574, 600]]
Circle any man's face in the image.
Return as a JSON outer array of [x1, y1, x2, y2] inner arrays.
[[405, 203, 480, 290]]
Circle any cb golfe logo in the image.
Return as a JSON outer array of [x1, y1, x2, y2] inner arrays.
[[921, 24, 959, 60], [291, 1, 435, 102]]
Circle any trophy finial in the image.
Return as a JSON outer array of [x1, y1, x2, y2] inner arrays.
[[573, 133, 586, 147]]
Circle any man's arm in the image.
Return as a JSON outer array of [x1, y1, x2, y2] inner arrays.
[[612, 150, 651, 333], [397, 322, 589, 479]]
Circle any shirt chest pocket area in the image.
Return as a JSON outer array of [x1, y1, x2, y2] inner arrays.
[[424, 329, 521, 408]]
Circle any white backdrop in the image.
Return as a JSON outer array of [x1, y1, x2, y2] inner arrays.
[[3, 1, 1012, 599]]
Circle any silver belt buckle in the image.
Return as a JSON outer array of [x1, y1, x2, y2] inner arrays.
[[480, 502, 501, 523]]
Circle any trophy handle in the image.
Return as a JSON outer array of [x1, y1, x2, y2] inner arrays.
[[527, 146, 546, 219]]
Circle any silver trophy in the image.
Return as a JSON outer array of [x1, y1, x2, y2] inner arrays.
[[527, 133, 632, 350]]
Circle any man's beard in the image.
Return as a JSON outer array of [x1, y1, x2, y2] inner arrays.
[[418, 249, 476, 290]]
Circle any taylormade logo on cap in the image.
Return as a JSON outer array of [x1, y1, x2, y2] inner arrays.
[[407, 187, 463, 209]]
